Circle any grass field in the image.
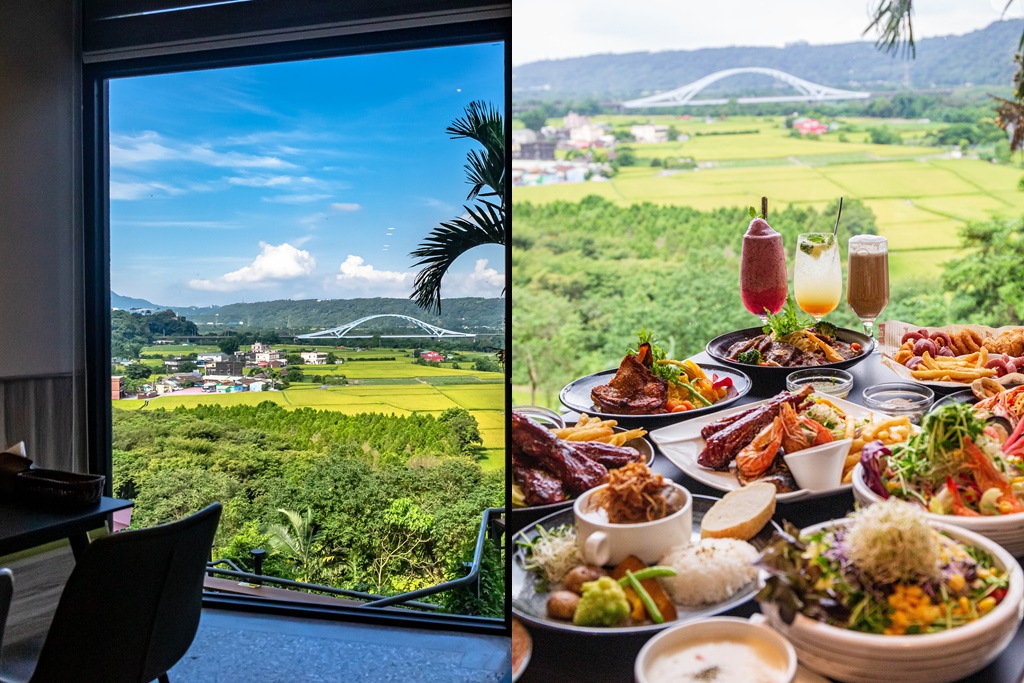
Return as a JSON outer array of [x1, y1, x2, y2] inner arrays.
[[114, 350, 506, 471], [516, 115, 1022, 280]]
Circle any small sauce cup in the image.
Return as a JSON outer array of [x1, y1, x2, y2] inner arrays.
[[783, 438, 853, 491], [786, 368, 854, 399], [861, 382, 935, 424]]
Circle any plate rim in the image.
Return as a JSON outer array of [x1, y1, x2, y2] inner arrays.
[[649, 392, 869, 502], [558, 362, 752, 423], [511, 495, 779, 635], [706, 325, 875, 372]]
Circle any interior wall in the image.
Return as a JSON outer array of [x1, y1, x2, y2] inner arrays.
[[0, 0, 85, 469]]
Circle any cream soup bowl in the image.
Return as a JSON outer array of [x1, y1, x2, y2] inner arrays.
[[572, 481, 692, 566]]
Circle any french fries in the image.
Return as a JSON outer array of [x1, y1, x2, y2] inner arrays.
[[551, 413, 648, 446], [909, 350, 996, 382], [842, 415, 915, 483]]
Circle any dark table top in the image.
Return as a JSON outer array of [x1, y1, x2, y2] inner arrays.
[[516, 353, 1024, 683], [0, 496, 134, 558]]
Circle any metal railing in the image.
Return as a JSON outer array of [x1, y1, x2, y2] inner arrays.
[[204, 507, 505, 611]]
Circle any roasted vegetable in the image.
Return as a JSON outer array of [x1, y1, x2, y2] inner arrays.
[[736, 349, 762, 365], [572, 576, 631, 627]]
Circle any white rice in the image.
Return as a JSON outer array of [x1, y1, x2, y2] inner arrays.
[[657, 538, 760, 606]]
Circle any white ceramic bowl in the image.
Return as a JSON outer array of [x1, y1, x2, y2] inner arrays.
[[573, 482, 692, 566], [852, 462, 1024, 557], [760, 518, 1024, 683], [635, 616, 797, 683], [783, 438, 852, 491]]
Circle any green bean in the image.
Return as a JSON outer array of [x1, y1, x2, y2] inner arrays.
[[624, 569, 664, 624]]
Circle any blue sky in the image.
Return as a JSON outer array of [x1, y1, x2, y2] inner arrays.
[[109, 42, 505, 307]]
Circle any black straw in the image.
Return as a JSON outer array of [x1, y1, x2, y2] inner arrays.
[[761, 196, 768, 222], [832, 196, 844, 236]]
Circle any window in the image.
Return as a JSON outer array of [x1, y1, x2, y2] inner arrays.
[[84, 3, 510, 632]]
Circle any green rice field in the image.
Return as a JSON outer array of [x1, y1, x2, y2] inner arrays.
[[515, 115, 1023, 280], [115, 349, 506, 470]]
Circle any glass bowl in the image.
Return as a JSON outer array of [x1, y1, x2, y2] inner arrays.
[[786, 368, 854, 399], [512, 405, 565, 430], [861, 382, 935, 424]]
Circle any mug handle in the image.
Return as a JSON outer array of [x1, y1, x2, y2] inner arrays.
[[583, 531, 610, 566]]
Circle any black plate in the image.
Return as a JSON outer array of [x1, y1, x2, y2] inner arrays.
[[558, 363, 751, 429], [706, 326, 874, 390], [511, 495, 781, 635], [932, 388, 978, 410], [509, 431, 655, 536]]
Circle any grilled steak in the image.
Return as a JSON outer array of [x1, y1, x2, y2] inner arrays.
[[698, 386, 813, 471], [591, 353, 668, 415], [512, 412, 608, 496]]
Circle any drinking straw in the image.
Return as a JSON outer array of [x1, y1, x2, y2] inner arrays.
[[761, 196, 768, 222], [832, 196, 844, 236]]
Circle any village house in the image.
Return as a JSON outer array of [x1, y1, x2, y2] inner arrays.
[[421, 351, 445, 363], [631, 123, 669, 143], [300, 350, 328, 365]]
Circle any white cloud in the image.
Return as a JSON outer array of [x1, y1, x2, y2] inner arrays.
[[226, 175, 294, 187], [111, 131, 296, 170], [189, 242, 316, 291], [335, 255, 413, 296], [261, 194, 331, 204], [110, 180, 185, 200], [330, 202, 362, 211], [442, 259, 506, 297]]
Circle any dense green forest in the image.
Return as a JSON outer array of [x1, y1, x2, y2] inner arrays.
[[112, 403, 504, 616], [512, 20, 1019, 100], [512, 196, 1022, 404]]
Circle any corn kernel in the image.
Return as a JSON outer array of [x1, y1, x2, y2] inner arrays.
[[948, 574, 966, 593], [979, 597, 997, 614], [999, 500, 1015, 515]]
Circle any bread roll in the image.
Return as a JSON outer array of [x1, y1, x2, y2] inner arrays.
[[700, 482, 776, 541]]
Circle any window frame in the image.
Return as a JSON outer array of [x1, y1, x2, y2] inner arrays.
[[83, 16, 510, 634]]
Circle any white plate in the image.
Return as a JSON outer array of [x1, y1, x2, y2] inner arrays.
[[649, 393, 872, 502]]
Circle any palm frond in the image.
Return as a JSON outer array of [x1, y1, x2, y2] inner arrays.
[[410, 203, 505, 314], [864, 0, 916, 58], [447, 100, 505, 201]]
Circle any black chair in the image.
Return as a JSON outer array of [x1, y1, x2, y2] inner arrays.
[[3, 503, 221, 683], [0, 569, 12, 656]]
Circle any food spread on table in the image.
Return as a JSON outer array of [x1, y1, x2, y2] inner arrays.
[[591, 331, 734, 415], [861, 399, 1024, 516], [757, 499, 1011, 635], [724, 298, 865, 367], [511, 411, 645, 507]]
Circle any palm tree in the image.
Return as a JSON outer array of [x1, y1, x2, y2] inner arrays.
[[410, 100, 505, 314], [266, 508, 336, 584]]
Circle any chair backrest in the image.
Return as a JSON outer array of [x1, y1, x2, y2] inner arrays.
[[29, 503, 221, 683], [0, 568, 12, 655]]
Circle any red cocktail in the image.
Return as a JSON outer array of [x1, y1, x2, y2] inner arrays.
[[740, 217, 788, 323]]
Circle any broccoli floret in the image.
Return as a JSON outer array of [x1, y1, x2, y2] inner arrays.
[[813, 321, 838, 339], [735, 349, 762, 365], [572, 576, 630, 627]]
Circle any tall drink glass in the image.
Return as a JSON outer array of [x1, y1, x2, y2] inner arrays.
[[740, 218, 788, 324], [794, 233, 841, 321], [847, 235, 889, 348]]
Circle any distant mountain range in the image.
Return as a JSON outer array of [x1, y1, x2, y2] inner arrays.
[[110, 292, 505, 332], [513, 20, 1021, 101]]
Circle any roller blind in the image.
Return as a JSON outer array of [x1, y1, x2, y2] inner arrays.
[[82, 0, 511, 63]]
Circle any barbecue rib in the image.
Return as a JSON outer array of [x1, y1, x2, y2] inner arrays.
[[512, 412, 608, 495], [572, 440, 643, 469], [591, 353, 668, 415], [512, 448, 568, 506], [697, 386, 813, 471]]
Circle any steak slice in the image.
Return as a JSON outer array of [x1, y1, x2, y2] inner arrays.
[[591, 354, 667, 415], [512, 449, 567, 506], [571, 440, 643, 469]]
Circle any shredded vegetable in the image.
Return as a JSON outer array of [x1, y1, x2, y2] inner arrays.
[[516, 524, 580, 586]]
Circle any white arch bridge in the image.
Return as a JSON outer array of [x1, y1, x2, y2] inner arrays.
[[296, 314, 476, 340], [622, 67, 870, 108]]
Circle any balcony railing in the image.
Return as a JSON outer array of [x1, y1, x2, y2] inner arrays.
[[203, 507, 505, 612]]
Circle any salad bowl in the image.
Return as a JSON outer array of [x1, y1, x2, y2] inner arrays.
[[760, 518, 1024, 683], [852, 461, 1024, 557]]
